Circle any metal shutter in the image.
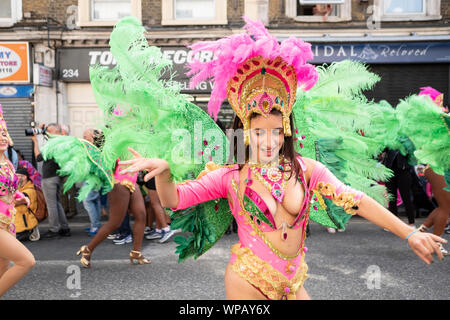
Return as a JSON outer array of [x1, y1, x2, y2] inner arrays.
[[0, 98, 33, 161], [364, 64, 449, 107]]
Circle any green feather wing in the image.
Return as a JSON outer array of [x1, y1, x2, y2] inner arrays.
[[396, 95, 450, 176], [293, 60, 392, 229], [89, 16, 232, 261], [41, 135, 114, 200]]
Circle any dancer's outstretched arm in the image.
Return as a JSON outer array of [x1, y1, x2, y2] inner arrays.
[[357, 195, 446, 264], [307, 158, 448, 265], [119, 148, 178, 208]]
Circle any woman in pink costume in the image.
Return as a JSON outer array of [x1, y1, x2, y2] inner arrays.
[[120, 19, 447, 300], [415, 87, 450, 253], [0, 105, 35, 297], [76, 137, 150, 267]]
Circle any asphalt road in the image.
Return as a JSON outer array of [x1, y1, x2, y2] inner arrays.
[[3, 213, 449, 300]]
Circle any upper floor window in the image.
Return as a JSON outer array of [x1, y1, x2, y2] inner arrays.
[[91, 0, 131, 21], [0, 0, 22, 27], [286, 0, 351, 22], [162, 0, 227, 25], [175, 0, 216, 20], [373, 0, 441, 21], [78, 0, 141, 26], [384, 0, 425, 14]]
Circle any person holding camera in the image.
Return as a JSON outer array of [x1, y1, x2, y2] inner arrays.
[[30, 123, 70, 239]]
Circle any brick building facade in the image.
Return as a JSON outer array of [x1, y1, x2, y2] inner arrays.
[[0, 0, 449, 160]]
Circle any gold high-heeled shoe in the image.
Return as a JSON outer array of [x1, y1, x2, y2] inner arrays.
[[76, 245, 92, 268], [417, 224, 428, 232], [129, 250, 151, 265], [438, 243, 449, 257]]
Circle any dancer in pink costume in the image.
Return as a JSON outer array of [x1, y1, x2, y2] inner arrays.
[[119, 18, 446, 300], [0, 105, 35, 297]]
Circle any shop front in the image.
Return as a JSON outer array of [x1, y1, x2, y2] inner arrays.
[[57, 46, 234, 137], [305, 40, 450, 107], [0, 42, 34, 160]]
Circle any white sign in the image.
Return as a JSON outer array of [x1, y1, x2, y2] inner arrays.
[[33, 64, 53, 87]]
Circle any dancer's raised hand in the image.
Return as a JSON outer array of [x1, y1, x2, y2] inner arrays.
[[119, 147, 169, 182]]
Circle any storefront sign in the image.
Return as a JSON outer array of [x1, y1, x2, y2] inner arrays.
[[0, 84, 34, 98], [33, 64, 53, 87], [58, 41, 450, 94], [310, 42, 450, 64], [58, 47, 214, 93], [0, 42, 30, 83]]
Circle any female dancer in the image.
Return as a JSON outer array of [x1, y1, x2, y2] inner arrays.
[[412, 87, 450, 255], [113, 17, 445, 300], [0, 105, 35, 297], [76, 134, 150, 267], [47, 16, 445, 299], [122, 108, 446, 299]]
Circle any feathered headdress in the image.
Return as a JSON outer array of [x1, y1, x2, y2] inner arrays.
[[0, 104, 13, 146], [419, 86, 444, 110], [187, 17, 318, 145]]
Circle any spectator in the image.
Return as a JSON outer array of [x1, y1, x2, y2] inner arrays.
[[14, 166, 40, 241], [5, 145, 18, 170], [143, 177, 178, 243], [60, 125, 78, 219], [60, 124, 70, 136], [16, 149, 42, 190], [81, 129, 102, 236], [31, 123, 71, 239], [383, 149, 416, 227], [110, 212, 132, 245]]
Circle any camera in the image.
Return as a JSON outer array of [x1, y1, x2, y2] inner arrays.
[[25, 126, 46, 136]]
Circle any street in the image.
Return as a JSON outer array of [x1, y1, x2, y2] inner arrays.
[[3, 213, 449, 300]]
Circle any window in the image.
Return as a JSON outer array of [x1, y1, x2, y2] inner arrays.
[[175, 0, 216, 20], [384, 0, 425, 14], [162, 0, 227, 25], [373, 0, 440, 21], [285, 0, 351, 22], [0, 0, 22, 27], [91, 0, 131, 21], [0, 1, 12, 19], [78, 0, 141, 26]]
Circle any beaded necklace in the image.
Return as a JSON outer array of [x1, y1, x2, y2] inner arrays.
[[249, 156, 291, 203]]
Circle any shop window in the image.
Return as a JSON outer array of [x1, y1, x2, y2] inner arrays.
[[162, 0, 227, 25], [78, 0, 141, 26], [0, 0, 22, 27], [373, 0, 441, 21], [285, 0, 351, 22]]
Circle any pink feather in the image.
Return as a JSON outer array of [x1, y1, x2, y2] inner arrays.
[[418, 86, 442, 101], [186, 16, 318, 119]]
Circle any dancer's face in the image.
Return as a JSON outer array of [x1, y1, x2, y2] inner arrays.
[[0, 129, 9, 153], [249, 112, 284, 164]]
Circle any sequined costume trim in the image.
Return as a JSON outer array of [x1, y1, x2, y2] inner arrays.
[[314, 182, 360, 215], [231, 243, 308, 300], [231, 178, 307, 260], [0, 206, 16, 234], [114, 179, 136, 193]]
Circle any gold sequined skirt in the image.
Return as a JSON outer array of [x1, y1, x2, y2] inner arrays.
[[231, 243, 308, 300]]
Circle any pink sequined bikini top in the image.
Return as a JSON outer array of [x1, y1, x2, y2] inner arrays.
[[242, 157, 310, 231]]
